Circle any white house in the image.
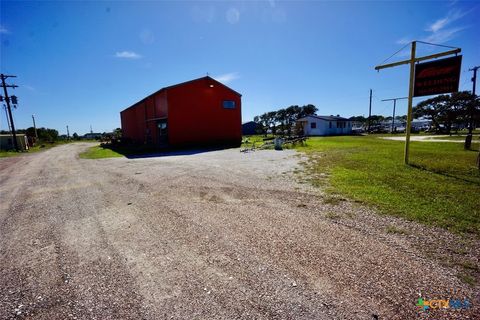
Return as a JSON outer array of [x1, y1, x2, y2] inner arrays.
[[296, 115, 352, 136]]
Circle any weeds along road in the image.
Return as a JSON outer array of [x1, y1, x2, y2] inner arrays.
[[0, 143, 478, 319]]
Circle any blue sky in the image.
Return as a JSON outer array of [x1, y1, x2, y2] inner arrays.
[[1, 1, 478, 135]]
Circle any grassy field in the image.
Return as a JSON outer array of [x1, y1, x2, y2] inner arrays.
[[295, 135, 480, 235]]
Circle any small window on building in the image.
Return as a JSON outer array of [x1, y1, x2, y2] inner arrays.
[[223, 100, 236, 109], [310, 122, 316, 129], [329, 122, 332, 128]]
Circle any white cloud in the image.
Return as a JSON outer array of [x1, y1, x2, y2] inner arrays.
[[226, 8, 240, 24], [115, 51, 142, 59], [422, 9, 468, 43], [426, 17, 449, 33], [396, 8, 469, 46], [425, 9, 466, 32], [422, 26, 465, 44], [0, 25, 9, 34], [213, 72, 240, 84]]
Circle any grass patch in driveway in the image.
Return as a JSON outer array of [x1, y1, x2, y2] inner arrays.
[[296, 136, 480, 236], [79, 145, 125, 159]]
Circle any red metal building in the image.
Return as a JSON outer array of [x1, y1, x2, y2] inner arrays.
[[120, 76, 242, 148]]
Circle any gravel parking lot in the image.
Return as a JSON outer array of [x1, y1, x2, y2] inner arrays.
[[0, 143, 478, 319]]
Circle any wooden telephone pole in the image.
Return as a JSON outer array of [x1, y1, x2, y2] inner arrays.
[[375, 41, 461, 164], [0, 74, 19, 151]]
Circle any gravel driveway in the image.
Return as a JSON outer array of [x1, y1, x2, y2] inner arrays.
[[1, 143, 478, 319]]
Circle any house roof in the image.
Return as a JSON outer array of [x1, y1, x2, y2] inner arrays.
[[121, 76, 242, 113], [297, 115, 350, 122]]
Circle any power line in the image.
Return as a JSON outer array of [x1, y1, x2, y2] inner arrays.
[[379, 42, 411, 65], [416, 41, 460, 50]]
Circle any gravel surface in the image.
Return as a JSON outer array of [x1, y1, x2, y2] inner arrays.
[[0, 143, 478, 319]]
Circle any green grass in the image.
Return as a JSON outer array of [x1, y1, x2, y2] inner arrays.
[[79, 145, 125, 159], [0, 140, 70, 158], [296, 136, 480, 235], [430, 134, 480, 141]]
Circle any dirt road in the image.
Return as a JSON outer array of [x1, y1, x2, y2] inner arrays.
[[1, 143, 478, 319]]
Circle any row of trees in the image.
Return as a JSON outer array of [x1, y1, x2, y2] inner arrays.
[[348, 115, 407, 126], [253, 104, 318, 135], [0, 127, 59, 142], [1, 127, 123, 142], [348, 91, 479, 134], [413, 91, 479, 134]]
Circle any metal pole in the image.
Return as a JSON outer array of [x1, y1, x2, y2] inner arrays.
[[404, 41, 416, 165], [470, 67, 480, 168], [1, 74, 19, 151], [381, 97, 407, 134], [368, 89, 372, 132], [66, 125, 70, 140], [465, 67, 478, 149], [392, 100, 396, 133], [32, 114, 38, 139]]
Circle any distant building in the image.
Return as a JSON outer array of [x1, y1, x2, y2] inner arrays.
[[120, 76, 242, 148], [296, 115, 352, 136], [242, 121, 258, 135], [83, 133, 103, 140], [0, 134, 29, 151]]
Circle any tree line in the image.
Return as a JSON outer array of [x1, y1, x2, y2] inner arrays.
[[413, 91, 479, 134], [348, 91, 479, 134], [253, 104, 318, 135], [0, 127, 59, 142]]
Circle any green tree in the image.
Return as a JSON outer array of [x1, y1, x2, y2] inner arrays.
[[413, 95, 450, 133], [113, 128, 122, 139]]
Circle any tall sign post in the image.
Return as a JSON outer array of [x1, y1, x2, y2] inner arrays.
[[375, 41, 461, 164], [404, 41, 416, 164]]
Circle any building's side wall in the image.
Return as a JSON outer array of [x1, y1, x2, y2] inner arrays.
[[121, 90, 169, 145], [0, 135, 28, 151], [304, 117, 352, 136], [120, 100, 148, 144], [167, 78, 242, 147]]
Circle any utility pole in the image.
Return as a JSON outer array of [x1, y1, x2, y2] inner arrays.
[[367, 89, 372, 132], [465, 66, 478, 150], [32, 114, 38, 139], [3, 105, 11, 132], [381, 97, 408, 133], [0, 74, 19, 151], [375, 41, 461, 164], [90, 125, 93, 134], [469, 66, 480, 168], [66, 125, 70, 140]]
